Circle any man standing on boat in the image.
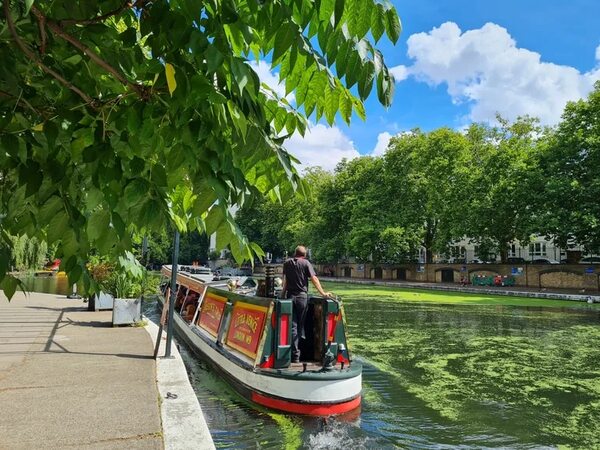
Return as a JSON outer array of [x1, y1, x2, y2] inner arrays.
[[282, 245, 332, 363]]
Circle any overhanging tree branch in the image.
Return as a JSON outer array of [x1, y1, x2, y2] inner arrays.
[[58, 0, 150, 26], [3, 1, 96, 107], [0, 89, 41, 116], [31, 6, 148, 99]]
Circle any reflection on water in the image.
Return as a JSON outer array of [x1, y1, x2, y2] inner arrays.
[[19, 274, 70, 296], [147, 293, 600, 449]]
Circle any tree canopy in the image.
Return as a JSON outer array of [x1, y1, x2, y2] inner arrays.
[[0, 0, 401, 298], [237, 85, 600, 266]]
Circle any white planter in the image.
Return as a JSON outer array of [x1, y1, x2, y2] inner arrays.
[[112, 298, 141, 326], [93, 291, 114, 311]]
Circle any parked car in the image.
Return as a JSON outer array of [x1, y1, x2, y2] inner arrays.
[[531, 258, 559, 264], [578, 256, 600, 264], [448, 258, 466, 264], [469, 258, 486, 264], [506, 257, 527, 264]]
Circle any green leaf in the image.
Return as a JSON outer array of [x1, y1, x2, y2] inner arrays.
[[127, 107, 141, 133], [205, 45, 224, 73], [62, 229, 80, 257], [68, 263, 83, 286], [370, 3, 385, 42], [86, 188, 104, 210], [355, 0, 372, 39], [358, 61, 375, 99], [0, 246, 9, 282], [47, 210, 69, 245], [250, 242, 265, 259], [39, 195, 63, 225], [319, 0, 335, 22], [44, 121, 59, 148], [124, 179, 148, 208], [1, 275, 18, 301], [335, 40, 350, 78], [216, 220, 233, 251], [339, 91, 353, 124], [384, 7, 402, 43], [24, 0, 34, 15], [345, 51, 360, 88], [64, 54, 82, 65], [205, 206, 225, 235], [273, 22, 298, 65], [324, 85, 340, 125], [87, 210, 110, 241], [334, 0, 345, 28]]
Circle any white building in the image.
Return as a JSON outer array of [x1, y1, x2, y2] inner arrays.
[[440, 236, 579, 263]]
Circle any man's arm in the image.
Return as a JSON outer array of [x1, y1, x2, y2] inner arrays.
[[281, 276, 287, 298], [310, 275, 332, 298]]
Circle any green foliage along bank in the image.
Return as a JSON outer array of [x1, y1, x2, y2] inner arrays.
[[237, 84, 600, 266]]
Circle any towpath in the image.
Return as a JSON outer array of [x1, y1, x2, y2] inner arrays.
[[0, 291, 214, 449]]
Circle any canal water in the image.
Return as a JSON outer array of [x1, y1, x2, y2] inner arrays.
[[153, 293, 600, 449], [19, 273, 71, 296], [22, 275, 600, 448]]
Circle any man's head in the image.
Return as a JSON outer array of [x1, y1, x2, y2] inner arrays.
[[294, 245, 307, 257]]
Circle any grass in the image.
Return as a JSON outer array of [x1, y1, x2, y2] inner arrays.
[[322, 281, 600, 308]]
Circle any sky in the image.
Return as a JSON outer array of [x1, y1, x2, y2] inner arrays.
[[255, 0, 600, 171]]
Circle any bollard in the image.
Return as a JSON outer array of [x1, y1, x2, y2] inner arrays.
[[67, 283, 82, 299]]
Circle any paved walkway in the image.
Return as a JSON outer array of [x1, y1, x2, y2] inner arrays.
[[0, 292, 162, 449]]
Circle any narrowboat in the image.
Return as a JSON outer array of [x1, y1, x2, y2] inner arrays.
[[159, 265, 362, 416]]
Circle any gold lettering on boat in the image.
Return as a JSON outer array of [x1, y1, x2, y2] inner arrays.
[[233, 312, 258, 333]]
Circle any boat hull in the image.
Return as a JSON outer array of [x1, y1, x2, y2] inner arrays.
[[168, 302, 362, 416]]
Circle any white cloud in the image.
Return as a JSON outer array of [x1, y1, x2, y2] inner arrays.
[[248, 60, 292, 100], [371, 132, 393, 156], [398, 22, 600, 125], [389, 65, 409, 82], [284, 123, 360, 172]]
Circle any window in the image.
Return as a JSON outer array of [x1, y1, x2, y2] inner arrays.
[[450, 245, 466, 258], [529, 242, 547, 256], [509, 244, 517, 257]]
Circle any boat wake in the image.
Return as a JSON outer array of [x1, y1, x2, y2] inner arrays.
[[307, 417, 370, 450]]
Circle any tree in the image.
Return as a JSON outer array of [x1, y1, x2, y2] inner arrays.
[[537, 82, 600, 253], [0, 0, 401, 298], [8, 234, 48, 271], [236, 166, 331, 259], [462, 117, 544, 262], [339, 157, 388, 262], [374, 226, 420, 264], [303, 164, 349, 263], [384, 128, 471, 262]]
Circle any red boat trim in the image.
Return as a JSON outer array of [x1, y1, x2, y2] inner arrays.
[[251, 392, 361, 416]]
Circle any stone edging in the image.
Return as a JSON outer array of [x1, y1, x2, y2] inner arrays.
[[143, 318, 215, 450]]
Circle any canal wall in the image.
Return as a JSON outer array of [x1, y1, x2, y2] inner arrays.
[[312, 263, 600, 293], [254, 263, 600, 293]]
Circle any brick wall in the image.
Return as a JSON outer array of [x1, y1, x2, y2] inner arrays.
[[315, 263, 600, 291]]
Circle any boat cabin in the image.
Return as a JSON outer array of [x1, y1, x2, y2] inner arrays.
[[161, 266, 353, 371]]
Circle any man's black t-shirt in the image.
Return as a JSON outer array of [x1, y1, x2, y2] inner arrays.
[[283, 257, 316, 296]]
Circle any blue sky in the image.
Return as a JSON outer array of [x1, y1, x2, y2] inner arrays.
[[264, 0, 600, 170]]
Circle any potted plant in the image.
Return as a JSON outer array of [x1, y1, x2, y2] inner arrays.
[[88, 252, 146, 325], [87, 257, 114, 311], [107, 252, 145, 326]]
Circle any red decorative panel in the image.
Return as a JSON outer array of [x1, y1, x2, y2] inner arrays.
[[197, 293, 227, 337], [225, 302, 268, 359]]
